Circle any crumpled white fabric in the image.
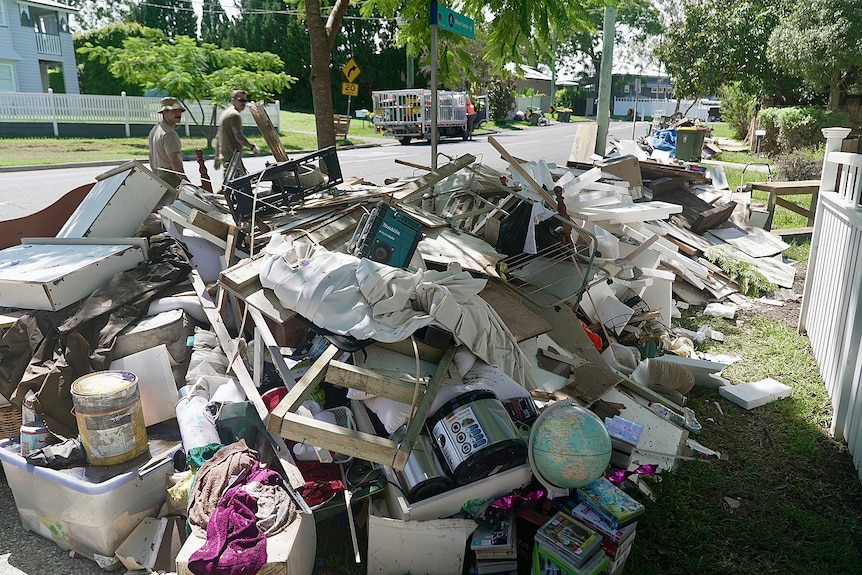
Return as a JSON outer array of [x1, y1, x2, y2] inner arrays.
[[258, 235, 531, 385]]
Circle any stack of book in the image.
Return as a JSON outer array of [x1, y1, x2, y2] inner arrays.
[[532, 511, 610, 575], [558, 500, 638, 575], [604, 415, 644, 469], [470, 510, 517, 575], [576, 477, 646, 530], [576, 476, 646, 574]]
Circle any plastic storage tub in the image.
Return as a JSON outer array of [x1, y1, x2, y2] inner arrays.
[[0, 425, 180, 570]]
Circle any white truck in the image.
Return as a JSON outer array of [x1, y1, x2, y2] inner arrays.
[[373, 89, 478, 145]]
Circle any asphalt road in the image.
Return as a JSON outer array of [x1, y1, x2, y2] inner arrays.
[[0, 118, 650, 575], [0, 120, 650, 221]]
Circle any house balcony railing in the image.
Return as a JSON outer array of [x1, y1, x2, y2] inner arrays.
[[35, 32, 61, 55]]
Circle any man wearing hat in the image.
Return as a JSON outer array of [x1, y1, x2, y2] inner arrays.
[[148, 97, 189, 188], [214, 90, 260, 170]]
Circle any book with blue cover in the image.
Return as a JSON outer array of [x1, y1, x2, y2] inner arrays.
[[576, 477, 645, 529]]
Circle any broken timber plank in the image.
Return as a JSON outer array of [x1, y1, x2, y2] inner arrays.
[[566, 122, 599, 165], [325, 361, 424, 405], [488, 136, 557, 206], [392, 154, 475, 203], [219, 255, 296, 324], [190, 270, 306, 491], [249, 102, 288, 162]]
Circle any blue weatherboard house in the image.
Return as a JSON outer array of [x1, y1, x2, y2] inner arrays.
[[0, 0, 79, 93]]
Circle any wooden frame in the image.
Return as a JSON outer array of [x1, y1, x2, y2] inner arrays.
[[267, 344, 456, 471]]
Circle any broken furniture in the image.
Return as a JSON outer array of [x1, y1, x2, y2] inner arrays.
[[248, 101, 289, 162], [0, 239, 147, 311], [333, 114, 351, 140], [57, 160, 176, 238], [223, 146, 344, 225], [745, 179, 819, 230], [0, 182, 93, 250]]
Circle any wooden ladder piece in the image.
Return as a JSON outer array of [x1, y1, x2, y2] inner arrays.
[[267, 343, 457, 471]]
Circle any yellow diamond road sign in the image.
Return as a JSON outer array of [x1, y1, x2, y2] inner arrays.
[[343, 58, 360, 83]]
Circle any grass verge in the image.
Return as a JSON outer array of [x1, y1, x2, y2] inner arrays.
[[0, 110, 388, 167], [626, 307, 862, 575]]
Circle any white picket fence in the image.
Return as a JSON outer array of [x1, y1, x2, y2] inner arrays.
[[799, 127, 862, 482], [0, 90, 280, 137], [612, 97, 715, 122]]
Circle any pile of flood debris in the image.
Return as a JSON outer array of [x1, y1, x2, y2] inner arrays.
[[0, 131, 799, 575]]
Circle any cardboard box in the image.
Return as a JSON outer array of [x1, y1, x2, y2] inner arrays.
[[367, 500, 477, 575], [175, 510, 316, 575], [0, 433, 179, 570]]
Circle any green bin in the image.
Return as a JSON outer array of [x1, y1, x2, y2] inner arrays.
[[675, 127, 707, 162]]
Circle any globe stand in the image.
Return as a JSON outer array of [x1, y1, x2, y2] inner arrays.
[[528, 399, 574, 500], [527, 399, 612, 501]]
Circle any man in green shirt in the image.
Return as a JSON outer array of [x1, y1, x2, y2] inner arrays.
[[148, 97, 189, 188], [214, 90, 260, 170]]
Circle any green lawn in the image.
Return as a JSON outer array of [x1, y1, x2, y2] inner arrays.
[[0, 110, 387, 167]]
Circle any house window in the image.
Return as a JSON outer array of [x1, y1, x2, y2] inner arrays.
[[0, 1, 6, 26], [0, 63, 15, 92]]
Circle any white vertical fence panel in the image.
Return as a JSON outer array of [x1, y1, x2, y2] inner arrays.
[[799, 128, 862, 482], [0, 92, 279, 133], [612, 98, 712, 122]]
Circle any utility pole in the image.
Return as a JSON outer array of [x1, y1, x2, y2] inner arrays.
[[595, 5, 616, 157]]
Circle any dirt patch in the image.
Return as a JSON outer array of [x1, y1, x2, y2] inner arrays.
[[738, 261, 806, 328]]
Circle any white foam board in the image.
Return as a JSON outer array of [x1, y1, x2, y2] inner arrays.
[[110, 345, 180, 426], [718, 377, 791, 409]]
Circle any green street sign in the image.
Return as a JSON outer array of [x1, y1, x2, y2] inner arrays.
[[433, 2, 474, 39]]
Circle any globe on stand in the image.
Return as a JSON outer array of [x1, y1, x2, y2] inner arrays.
[[528, 399, 612, 499]]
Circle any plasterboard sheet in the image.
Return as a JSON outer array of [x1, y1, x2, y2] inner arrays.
[[718, 377, 791, 409], [579, 201, 683, 224], [417, 227, 503, 278], [707, 225, 790, 258], [600, 386, 688, 472]]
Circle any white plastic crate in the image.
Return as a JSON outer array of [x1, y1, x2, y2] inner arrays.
[[0, 435, 179, 569]]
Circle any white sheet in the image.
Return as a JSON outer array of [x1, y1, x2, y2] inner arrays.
[[259, 235, 530, 385]]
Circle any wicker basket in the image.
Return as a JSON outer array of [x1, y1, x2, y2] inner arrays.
[[0, 403, 22, 440]]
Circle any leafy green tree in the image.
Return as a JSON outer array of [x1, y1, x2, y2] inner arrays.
[[488, 71, 517, 121], [75, 22, 152, 95], [200, 0, 230, 45], [226, 0, 312, 109], [766, 0, 862, 108], [716, 81, 758, 139], [80, 32, 297, 146], [292, 0, 605, 149], [366, 0, 604, 89], [557, 0, 662, 80], [130, 0, 197, 40], [655, 0, 799, 102]]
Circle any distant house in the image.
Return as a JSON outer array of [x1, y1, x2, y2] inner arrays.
[[512, 64, 553, 97], [0, 0, 79, 93]]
